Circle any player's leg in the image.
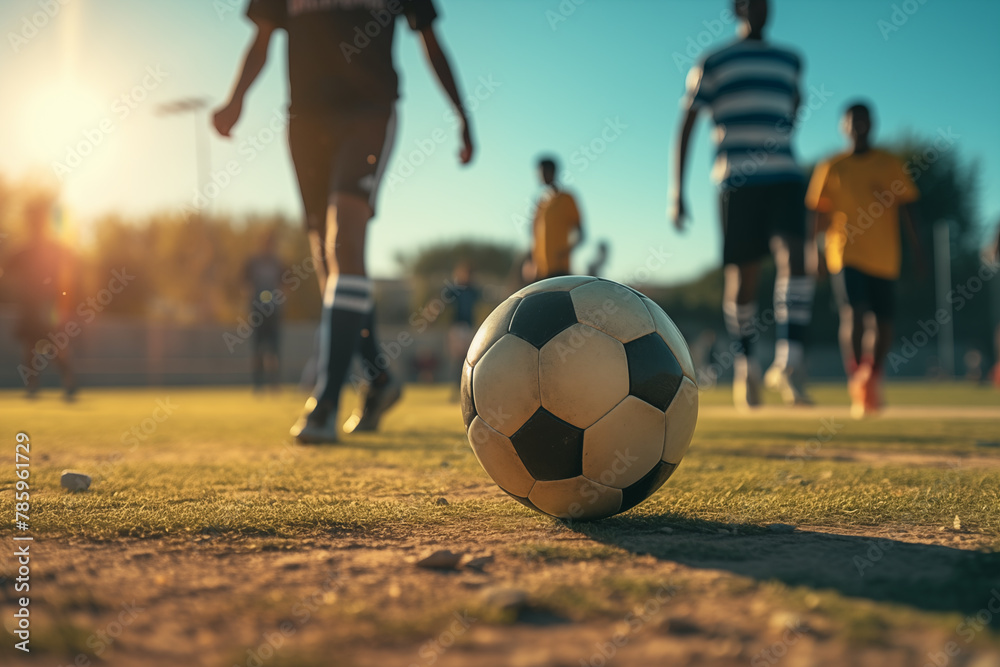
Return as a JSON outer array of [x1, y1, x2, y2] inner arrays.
[[52, 343, 76, 401], [251, 341, 265, 391], [831, 270, 861, 374], [357, 311, 384, 383], [720, 185, 768, 410], [261, 318, 281, 390], [308, 230, 329, 291], [339, 112, 402, 434], [286, 114, 343, 442], [864, 274, 895, 414], [20, 342, 40, 398], [292, 195, 373, 442], [765, 182, 815, 405], [290, 110, 400, 441], [312, 193, 403, 436], [250, 323, 266, 391], [724, 261, 764, 410], [838, 268, 875, 417]]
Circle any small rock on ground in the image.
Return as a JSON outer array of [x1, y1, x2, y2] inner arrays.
[[61, 471, 92, 492]]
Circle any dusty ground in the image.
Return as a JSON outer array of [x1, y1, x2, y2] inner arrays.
[[4, 521, 999, 667]]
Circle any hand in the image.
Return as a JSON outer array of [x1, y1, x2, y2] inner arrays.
[[212, 98, 243, 138], [457, 113, 474, 165], [670, 195, 689, 232]]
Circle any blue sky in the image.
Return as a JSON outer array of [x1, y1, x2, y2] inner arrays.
[[2, 0, 999, 283]]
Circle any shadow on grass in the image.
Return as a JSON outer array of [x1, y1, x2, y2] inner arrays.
[[699, 432, 966, 447], [570, 515, 1000, 624]]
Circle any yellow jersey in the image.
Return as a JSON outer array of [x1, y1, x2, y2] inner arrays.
[[532, 190, 581, 278], [806, 149, 919, 279]]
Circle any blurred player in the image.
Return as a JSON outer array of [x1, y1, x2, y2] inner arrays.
[[446, 261, 479, 400], [243, 228, 284, 392], [528, 156, 584, 281], [6, 194, 78, 400], [214, 0, 474, 443], [672, 0, 814, 409], [586, 240, 609, 277], [806, 101, 923, 417]]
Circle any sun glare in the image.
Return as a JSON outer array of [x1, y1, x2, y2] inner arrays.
[[22, 79, 105, 163]]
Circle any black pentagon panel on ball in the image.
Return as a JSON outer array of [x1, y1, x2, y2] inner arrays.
[[618, 461, 678, 513], [507, 290, 578, 348], [460, 362, 476, 430], [624, 333, 684, 411], [510, 408, 584, 481]]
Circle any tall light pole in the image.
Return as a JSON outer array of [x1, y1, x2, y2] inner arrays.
[[157, 97, 212, 216]]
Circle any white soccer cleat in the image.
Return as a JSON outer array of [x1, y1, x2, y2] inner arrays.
[[733, 356, 762, 411], [343, 374, 403, 434], [289, 397, 340, 444]]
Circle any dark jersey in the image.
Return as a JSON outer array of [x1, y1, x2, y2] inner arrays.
[[450, 284, 479, 326], [246, 0, 438, 113], [5, 238, 78, 336], [244, 253, 285, 311]]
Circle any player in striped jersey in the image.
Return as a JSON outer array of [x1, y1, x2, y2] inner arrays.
[[672, 0, 814, 409]]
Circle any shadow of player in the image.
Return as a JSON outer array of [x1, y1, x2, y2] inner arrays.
[[569, 515, 1000, 625]]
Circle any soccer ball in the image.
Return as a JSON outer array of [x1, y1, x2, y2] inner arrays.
[[460, 276, 698, 521]]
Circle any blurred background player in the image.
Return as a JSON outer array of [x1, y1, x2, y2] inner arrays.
[[527, 156, 584, 281], [214, 0, 474, 443], [243, 228, 284, 392], [6, 193, 78, 400], [806, 101, 922, 417], [672, 0, 814, 409], [446, 261, 480, 400]]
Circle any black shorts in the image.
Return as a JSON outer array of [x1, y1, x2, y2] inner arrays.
[[832, 267, 895, 318], [720, 180, 807, 265], [288, 108, 397, 232]]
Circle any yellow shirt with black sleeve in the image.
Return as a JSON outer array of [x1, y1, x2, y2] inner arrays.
[[806, 148, 919, 280]]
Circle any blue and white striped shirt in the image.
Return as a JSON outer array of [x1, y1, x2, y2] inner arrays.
[[684, 40, 804, 189]]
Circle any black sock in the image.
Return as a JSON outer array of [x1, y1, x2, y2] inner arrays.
[[358, 309, 388, 386], [314, 275, 373, 410]]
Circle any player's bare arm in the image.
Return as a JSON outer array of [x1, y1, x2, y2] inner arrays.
[[671, 104, 699, 231], [418, 26, 474, 164], [213, 21, 275, 138]]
